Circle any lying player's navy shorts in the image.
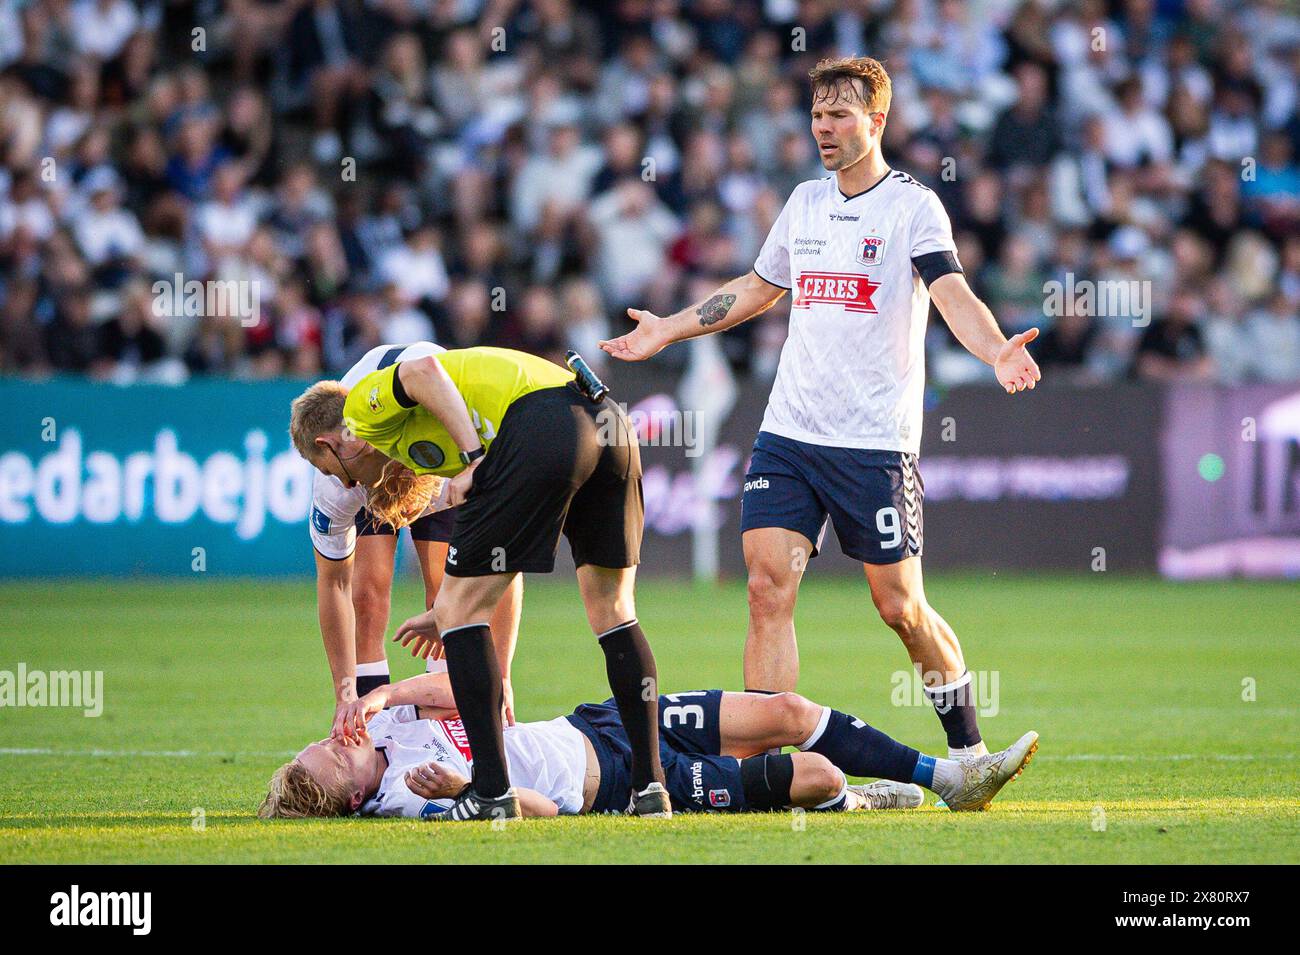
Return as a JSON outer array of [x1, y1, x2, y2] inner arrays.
[[355, 506, 456, 543], [566, 689, 747, 813], [741, 431, 923, 564]]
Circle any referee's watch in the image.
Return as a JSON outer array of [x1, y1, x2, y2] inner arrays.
[[458, 446, 486, 467]]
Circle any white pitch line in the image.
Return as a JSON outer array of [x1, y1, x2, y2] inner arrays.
[[0, 748, 1294, 762]]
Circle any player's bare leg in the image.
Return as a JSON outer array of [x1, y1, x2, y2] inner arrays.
[[710, 690, 1040, 811], [576, 564, 669, 816], [715, 691, 921, 810], [742, 527, 813, 692], [864, 557, 986, 756], [352, 534, 398, 695]]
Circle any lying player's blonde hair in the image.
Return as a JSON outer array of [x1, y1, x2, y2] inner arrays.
[[808, 56, 892, 115], [365, 459, 440, 530], [289, 380, 348, 462], [258, 759, 352, 819]]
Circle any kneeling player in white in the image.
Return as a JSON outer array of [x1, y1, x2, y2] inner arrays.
[[294, 342, 523, 741], [259, 671, 1037, 820]]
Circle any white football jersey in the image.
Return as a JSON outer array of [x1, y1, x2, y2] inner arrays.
[[753, 170, 961, 454], [359, 706, 589, 818], [309, 342, 449, 560]]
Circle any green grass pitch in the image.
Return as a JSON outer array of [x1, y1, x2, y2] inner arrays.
[[0, 574, 1296, 864]]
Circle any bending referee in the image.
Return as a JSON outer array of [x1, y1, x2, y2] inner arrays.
[[290, 346, 669, 821]]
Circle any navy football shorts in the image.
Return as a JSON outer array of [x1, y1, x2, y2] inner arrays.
[[740, 430, 923, 564], [566, 689, 746, 813], [355, 506, 456, 543]]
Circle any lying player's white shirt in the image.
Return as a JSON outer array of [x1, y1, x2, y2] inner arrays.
[[753, 171, 961, 455], [359, 706, 588, 818], [309, 342, 450, 560]]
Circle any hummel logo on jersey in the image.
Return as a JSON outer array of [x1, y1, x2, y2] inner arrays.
[[792, 272, 881, 314], [744, 477, 770, 492]]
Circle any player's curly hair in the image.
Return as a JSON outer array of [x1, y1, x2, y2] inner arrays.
[[808, 56, 892, 114], [289, 380, 348, 462], [365, 459, 440, 531], [258, 759, 352, 819]]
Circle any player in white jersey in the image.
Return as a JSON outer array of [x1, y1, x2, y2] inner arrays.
[[306, 343, 522, 743], [601, 57, 1040, 759], [259, 669, 1038, 819]]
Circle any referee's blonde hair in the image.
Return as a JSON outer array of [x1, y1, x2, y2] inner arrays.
[[258, 758, 352, 819], [808, 56, 892, 115]]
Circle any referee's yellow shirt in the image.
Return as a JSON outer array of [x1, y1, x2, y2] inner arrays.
[[342, 347, 574, 477]]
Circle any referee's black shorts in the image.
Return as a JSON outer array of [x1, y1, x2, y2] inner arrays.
[[445, 384, 643, 577]]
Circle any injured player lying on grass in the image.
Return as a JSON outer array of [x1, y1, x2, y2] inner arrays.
[[258, 672, 1037, 820]]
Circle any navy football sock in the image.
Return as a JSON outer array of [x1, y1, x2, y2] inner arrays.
[[924, 671, 983, 749], [799, 707, 922, 784], [355, 661, 390, 698]]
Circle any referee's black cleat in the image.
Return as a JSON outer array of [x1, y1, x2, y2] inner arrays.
[[626, 782, 673, 818], [434, 785, 522, 823]]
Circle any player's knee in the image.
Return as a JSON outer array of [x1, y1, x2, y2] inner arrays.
[[353, 577, 391, 625], [799, 753, 844, 802], [747, 567, 798, 622], [874, 592, 922, 635], [767, 691, 820, 739]]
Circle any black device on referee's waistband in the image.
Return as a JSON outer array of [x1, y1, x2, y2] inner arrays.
[[565, 350, 609, 403]]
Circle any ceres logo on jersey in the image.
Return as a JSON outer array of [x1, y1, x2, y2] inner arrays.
[[792, 271, 881, 314], [368, 385, 383, 413], [856, 234, 886, 267]]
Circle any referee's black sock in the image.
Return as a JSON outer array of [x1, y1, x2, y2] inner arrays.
[[441, 623, 510, 799], [598, 620, 664, 792]]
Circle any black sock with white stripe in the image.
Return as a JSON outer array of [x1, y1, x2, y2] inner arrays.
[[598, 620, 664, 792], [924, 671, 983, 749], [355, 660, 390, 698], [440, 623, 510, 798]]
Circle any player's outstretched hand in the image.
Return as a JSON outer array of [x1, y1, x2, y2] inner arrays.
[[405, 760, 469, 801], [995, 327, 1042, 394], [599, 308, 670, 362], [394, 609, 442, 659]]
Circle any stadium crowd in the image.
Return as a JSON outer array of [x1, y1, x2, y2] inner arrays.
[[0, 0, 1298, 386]]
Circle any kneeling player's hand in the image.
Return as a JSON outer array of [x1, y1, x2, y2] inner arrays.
[[333, 688, 389, 745], [405, 760, 468, 801], [447, 460, 479, 507], [393, 610, 442, 659], [502, 677, 516, 726]]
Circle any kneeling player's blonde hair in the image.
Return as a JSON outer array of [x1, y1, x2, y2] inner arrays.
[[289, 379, 440, 530], [258, 759, 352, 819], [289, 380, 348, 462]]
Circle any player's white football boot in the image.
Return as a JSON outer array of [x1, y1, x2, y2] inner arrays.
[[847, 780, 925, 810], [945, 731, 1038, 812], [627, 782, 673, 818]]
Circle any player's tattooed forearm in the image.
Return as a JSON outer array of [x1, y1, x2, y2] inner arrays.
[[696, 294, 737, 327]]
